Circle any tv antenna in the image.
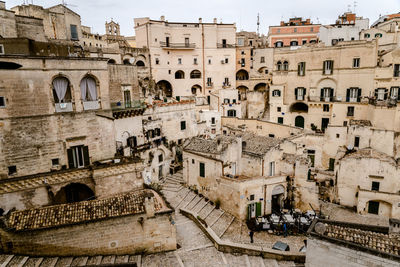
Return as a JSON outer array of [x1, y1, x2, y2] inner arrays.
[[257, 13, 260, 36]]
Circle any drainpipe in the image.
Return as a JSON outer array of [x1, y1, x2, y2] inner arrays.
[[261, 159, 264, 176], [263, 184, 267, 215], [221, 161, 224, 176], [146, 23, 153, 82], [201, 23, 206, 95]]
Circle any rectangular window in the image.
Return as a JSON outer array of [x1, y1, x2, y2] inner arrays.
[[225, 58, 229, 64], [323, 104, 330, 112], [302, 40, 307, 45], [158, 154, 163, 162], [394, 64, 400, 77], [207, 77, 212, 86], [371, 181, 380, 191], [321, 88, 333, 101], [298, 62, 306, 76], [354, 136, 360, 148], [0, 44, 4, 55], [390, 87, 400, 100], [67, 145, 89, 169], [178, 58, 182, 64], [208, 59, 212, 65], [70, 24, 78, 40], [260, 57, 265, 63], [192, 159, 195, 164], [376, 88, 387, 101], [224, 98, 230, 104], [277, 117, 284, 124], [52, 158, 59, 166], [368, 201, 379, 215], [347, 88, 361, 102], [199, 162, 205, 177], [180, 121, 186, 130], [8, 165, 17, 175], [123, 90, 131, 108], [185, 37, 190, 47], [347, 106, 355, 117], [277, 107, 281, 112], [193, 58, 198, 65], [224, 77, 229, 86], [308, 150, 315, 167], [328, 158, 335, 171], [0, 96, 5, 107], [165, 37, 170, 47], [211, 117, 215, 124], [222, 39, 227, 48], [323, 60, 334, 75], [353, 58, 360, 68], [155, 58, 160, 65], [250, 194, 255, 201], [269, 162, 275, 176], [295, 87, 306, 101]]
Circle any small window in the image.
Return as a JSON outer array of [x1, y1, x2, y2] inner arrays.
[[178, 58, 182, 64], [323, 104, 330, 112], [192, 159, 195, 164], [199, 162, 205, 177], [0, 96, 5, 108], [155, 58, 160, 65], [394, 64, 400, 77], [227, 110, 236, 117], [70, 24, 78, 40], [8, 166, 17, 175], [354, 136, 360, 148], [277, 107, 281, 112], [158, 154, 163, 162], [260, 57, 265, 63], [208, 59, 212, 65], [52, 158, 59, 166], [343, 121, 348, 126], [353, 58, 360, 68], [336, 134, 340, 138], [323, 60, 334, 75], [0, 44, 4, 55], [368, 201, 379, 215], [225, 58, 229, 64], [272, 90, 281, 97], [364, 33, 370, 38], [277, 117, 284, 124], [193, 58, 198, 65], [269, 162, 275, 176], [298, 62, 306, 76], [371, 181, 380, 191], [347, 106, 355, 117], [211, 117, 215, 124], [207, 77, 212, 86], [224, 98, 230, 104], [250, 194, 255, 201], [328, 158, 335, 171], [180, 121, 186, 130], [294, 28, 297, 33], [375, 33, 383, 38], [269, 134, 275, 138]]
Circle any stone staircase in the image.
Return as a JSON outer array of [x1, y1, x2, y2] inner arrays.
[[160, 171, 236, 239], [0, 254, 141, 267]]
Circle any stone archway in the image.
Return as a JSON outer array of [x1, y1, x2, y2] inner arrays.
[[156, 80, 173, 97], [53, 183, 95, 204], [295, 115, 305, 128], [271, 185, 285, 213]]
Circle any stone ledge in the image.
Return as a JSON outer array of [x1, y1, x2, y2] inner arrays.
[[180, 208, 306, 263]]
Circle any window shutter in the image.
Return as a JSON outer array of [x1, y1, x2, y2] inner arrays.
[[67, 148, 75, 169], [83, 146, 90, 166], [320, 88, 324, 99], [304, 88, 306, 95], [297, 64, 301, 75], [346, 88, 350, 102], [397, 87, 400, 101], [384, 89, 388, 100], [331, 61, 334, 74], [322, 62, 326, 75], [256, 202, 262, 217], [295, 88, 298, 97], [330, 88, 334, 97], [357, 88, 362, 102], [374, 89, 378, 98]]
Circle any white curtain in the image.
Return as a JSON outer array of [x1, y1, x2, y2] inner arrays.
[[80, 77, 97, 101], [53, 77, 68, 103]]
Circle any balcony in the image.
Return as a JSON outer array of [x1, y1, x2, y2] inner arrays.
[[160, 41, 195, 49], [83, 100, 100, 110], [55, 102, 73, 113], [111, 100, 146, 110], [217, 43, 235, 48]]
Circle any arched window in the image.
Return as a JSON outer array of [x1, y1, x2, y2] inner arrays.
[[290, 40, 298, 46], [123, 59, 131, 65], [190, 70, 201, 79], [276, 61, 282, 71], [272, 90, 281, 97], [364, 33, 370, 38], [52, 77, 72, 103], [175, 70, 185, 79], [136, 60, 145, 67], [283, 61, 289, 71], [80, 76, 98, 101], [107, 59, 116, 64], [236, 69, 249, 80], [375, 33, 383, 38], [275, 41, 283, 48]]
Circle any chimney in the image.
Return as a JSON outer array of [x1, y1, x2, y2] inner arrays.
[[199, 18, 202, 24], [160, 15, 165, 21], [0, 1, 5, 10], [144, 196, 155, 218], [213, 18, 217, 24]]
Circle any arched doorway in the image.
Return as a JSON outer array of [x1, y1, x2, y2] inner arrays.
[[191, 84, 202, 95], [174, 70, 185, 79], [271, 185, 285, 213], [295, 116, 305, 128], [254, 83, 267, 92], [237, 86, 248, 100], [290, 103, 309, 113], [156, 80, 173, 97], [236, 69, 249, 80], [53, 183, 95, 204]]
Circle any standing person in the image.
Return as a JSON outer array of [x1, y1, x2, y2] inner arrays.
[[249, 230, 254, 243], [283, 223, 288, 237]]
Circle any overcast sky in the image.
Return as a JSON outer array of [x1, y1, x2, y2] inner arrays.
[[5, 0, 400, 36]]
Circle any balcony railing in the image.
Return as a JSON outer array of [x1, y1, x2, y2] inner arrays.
[[83, 100, 100, 110], [111, 100, 146, 110], [160, 41, 196, 49], [217, 43, 235, 48], [55, 102, 73, 113]]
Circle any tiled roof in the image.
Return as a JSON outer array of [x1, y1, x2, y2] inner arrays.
[[343, 148, 395, 163], [7, 189, 164, 231], [240, 133, 281, 157], [311, 219, 400, 258], [184, 135, 238, 155], [349, 120, 372, 126]]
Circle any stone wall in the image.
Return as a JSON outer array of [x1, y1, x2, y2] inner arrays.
[[306, 237, 400, 267], [0, 211, 176, 256]]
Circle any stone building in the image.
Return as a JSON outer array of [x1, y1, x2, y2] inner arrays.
[[267, 17, 320, 48], [134, 16, 236, 98], [0, 189, 176, 256]]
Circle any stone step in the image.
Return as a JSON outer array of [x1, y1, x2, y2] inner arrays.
[[71, 256, 88, 266], [161, 185, 183, 192], [211, 212, 236, 238], [24, 257, 43, 267], [164, 178, 183, 186], [55, 257, 73, 267], [205, 208, 224, 227], [6, 255, 27, 267], [39, 257, 58, 267], [248, 255, 266, 267], [85, 256, 102, 266], [0, 255, 14, 267], [100, 255, 116, 265], [223, 253, 249, 266], [165, 175, 184, 183], [173, 189, 191, 208], [177, 191, 197, 209], [198, 202, 215, 220], [185, 195, 203, 211], [192, 198, 208, 214]]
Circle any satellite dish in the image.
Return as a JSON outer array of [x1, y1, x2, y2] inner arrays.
[[129, 57, 135, 64]]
